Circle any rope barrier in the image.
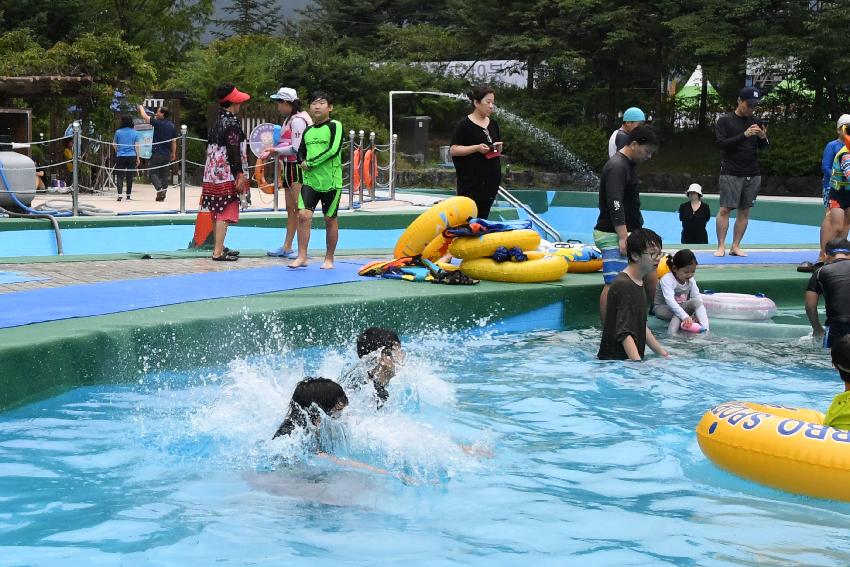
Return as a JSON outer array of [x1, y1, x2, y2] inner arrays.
[[80, 134, 179, 147], [77, 158, 182, 173], [25, 135, 73, 145]]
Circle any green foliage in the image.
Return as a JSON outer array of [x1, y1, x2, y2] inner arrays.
[[330, 106, 388, 142], [759, 121, 835, 177], [560, 125, 609, 172], [214, 0, 278, 38]]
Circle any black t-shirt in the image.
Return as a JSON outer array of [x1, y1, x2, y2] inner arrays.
[[451, 116, 502, 198], [150, 117, 177, 157], [807, 258, 850, 324], [678, 201, 711, 244], [715, 111, 769, 176], [598, 272, 647, 360], [595, 152, 643, 233]]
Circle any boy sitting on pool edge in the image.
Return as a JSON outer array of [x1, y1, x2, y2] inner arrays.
[[598, 228, 669, 361], [825, 334, 850, 430]]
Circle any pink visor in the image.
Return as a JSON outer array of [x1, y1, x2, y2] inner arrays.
[[219, 87, 251, 104]]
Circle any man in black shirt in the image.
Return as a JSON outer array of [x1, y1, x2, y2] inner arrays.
[[594, 124, 658, 320], [714, 86, 769, 257], [806, 238, 850, 347]]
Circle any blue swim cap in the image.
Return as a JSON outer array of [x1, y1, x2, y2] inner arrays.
[[623, 107, 646, 122]]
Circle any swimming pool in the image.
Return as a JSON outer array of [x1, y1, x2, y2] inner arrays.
[[525, 206, 818, 246], [0, 327, 845, 565]]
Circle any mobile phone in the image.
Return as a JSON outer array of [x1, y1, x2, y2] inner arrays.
[[759, 118, 770, 128]]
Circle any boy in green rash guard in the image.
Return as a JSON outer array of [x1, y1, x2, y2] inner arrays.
[[290, 90, 344, 269]]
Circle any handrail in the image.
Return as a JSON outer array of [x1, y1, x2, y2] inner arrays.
[[497, 186, 561, 242], [0, 206, 63, 255]]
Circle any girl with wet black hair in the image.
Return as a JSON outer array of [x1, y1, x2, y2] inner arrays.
[[272, 377, 348, 439]]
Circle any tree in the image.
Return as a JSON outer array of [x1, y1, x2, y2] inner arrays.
[[214, 0, 280, 38]]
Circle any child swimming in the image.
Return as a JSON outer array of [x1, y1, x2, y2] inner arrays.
[[272, 377, 348, 441], [653, 249, 710, 335]]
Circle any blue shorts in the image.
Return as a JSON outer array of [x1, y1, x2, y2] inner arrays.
[[824, 321, 850, 348], [594, 229, 627, 285]]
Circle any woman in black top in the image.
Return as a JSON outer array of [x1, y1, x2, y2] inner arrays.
[[679, 183, 711, 244], [450, 85, 503, 219]]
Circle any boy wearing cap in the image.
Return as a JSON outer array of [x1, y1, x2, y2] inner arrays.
[[714, 86, 769, 258], [289, 90, 343, 270], [608, 107, 645, 158], [263, 87, 313, 259], [678, 183, 710, 244], [805, 238, 850, 347]]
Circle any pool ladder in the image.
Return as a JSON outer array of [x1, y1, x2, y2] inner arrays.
[[497, 186, 562, 242]]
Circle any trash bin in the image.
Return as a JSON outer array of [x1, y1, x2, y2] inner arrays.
[[439, 145, 451, 165], [399, 116, 430, 164]]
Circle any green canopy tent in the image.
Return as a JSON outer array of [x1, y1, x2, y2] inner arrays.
[[675, 65, 720, 108]]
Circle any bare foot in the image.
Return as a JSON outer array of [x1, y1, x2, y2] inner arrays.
[[713, 248, 726, 257], [729, 248, 747, 257], [320, 258, 334, 269], [288, 257, 308, 268]]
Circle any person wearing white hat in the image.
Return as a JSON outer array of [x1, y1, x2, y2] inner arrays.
[[263, 87, 313, 259], [678, 183, 710, 244]]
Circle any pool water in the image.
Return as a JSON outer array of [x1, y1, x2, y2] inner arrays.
[[526, 206, 818, 246], [0, 329, 847, 565]]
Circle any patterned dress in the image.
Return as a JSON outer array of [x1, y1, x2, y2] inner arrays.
[[202, 109, 248, 213]]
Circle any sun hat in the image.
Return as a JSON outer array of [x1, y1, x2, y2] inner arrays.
[[270, 87, 298, 102], [623, 107, 645, 122], [686, 183, 703, 196]]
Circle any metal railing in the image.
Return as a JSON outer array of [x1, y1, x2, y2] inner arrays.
[[1, 121, 399, 216], [497, 186, 562, 242]]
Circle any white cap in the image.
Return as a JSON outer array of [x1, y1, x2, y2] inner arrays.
[[686, 183, 703, 196], [270, 87, 298, 102], [838, 114, 850, 129]]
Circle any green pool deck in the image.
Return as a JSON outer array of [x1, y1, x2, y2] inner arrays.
[[0, 262, 814, 412]]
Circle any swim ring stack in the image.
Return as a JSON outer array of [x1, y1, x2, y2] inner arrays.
[[697, 401, 850, 501], [450, 230, 568, 283], [394, 196, 478, 259]]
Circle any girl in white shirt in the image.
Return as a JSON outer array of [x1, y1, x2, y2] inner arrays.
[[653, 249, 710, 334]]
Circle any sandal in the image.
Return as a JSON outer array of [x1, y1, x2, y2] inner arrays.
[[212, 254, 238, 262], [223, 247, 239, 257]]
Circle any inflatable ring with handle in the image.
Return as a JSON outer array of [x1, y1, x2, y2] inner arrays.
[[394, 196, 478, 258]]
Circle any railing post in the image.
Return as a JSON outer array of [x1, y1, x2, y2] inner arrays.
[[179, 125, 187, 214], [347, 130, 355, 211], [273, 155, 280, 212], [368, 131, 376, 202], [390, 133, 398, 200], [71, 121, 80, 217], [357, 130, 365, 204]]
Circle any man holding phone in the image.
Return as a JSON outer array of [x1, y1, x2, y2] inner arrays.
[[714, 86, 770, 257]]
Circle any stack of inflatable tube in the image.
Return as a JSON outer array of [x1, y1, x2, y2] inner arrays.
[[696, 401, 850, 501], [394, 196, 477, 259], [449, 229, 568, 283], [701, 292, 777, 320], [546, 242, 603, 273], [461, 251, 568, 283]]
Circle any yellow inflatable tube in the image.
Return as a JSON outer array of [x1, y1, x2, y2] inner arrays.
[[449, 229, 541, 260], [394, 197, 477, 259], [460, 254, 567, 283], [695, 401, 850, 501]]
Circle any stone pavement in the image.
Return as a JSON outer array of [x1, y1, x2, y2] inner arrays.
[[0, 254, 375, 295]]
